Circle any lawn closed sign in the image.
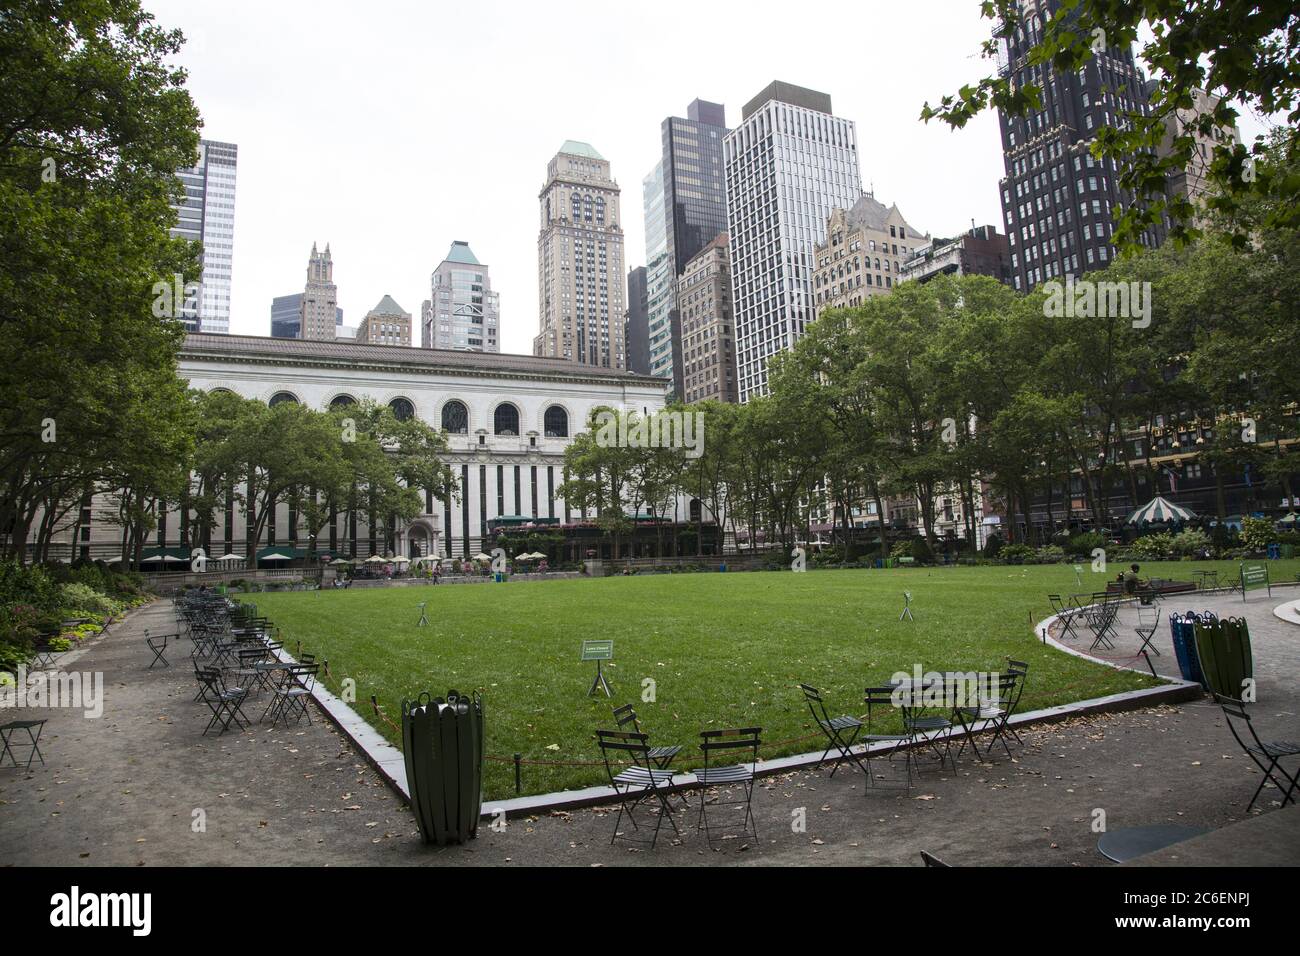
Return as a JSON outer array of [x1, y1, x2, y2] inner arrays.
[[1239, 562, 1270, 601], [581, 639, 613, 661]]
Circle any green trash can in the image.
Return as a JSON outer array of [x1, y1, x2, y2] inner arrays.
[[1194, 617, 1253, 700], [401, 690, 484, 845]]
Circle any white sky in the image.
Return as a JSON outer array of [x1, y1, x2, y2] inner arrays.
[[143, 0, 1269, 353]]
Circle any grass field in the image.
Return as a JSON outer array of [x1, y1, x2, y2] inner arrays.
[[252, 559, 1299, 799]]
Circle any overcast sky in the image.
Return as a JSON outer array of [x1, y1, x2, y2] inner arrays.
[[145, 0, 1266, 354]]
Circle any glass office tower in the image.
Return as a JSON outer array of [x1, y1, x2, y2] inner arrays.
[[171, 139, 238, 333]]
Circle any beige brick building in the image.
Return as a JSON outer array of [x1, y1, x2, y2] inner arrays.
[[300, 242, 339, 341], [812, 195, 927, 317], [678, 232, 738, 404], [533, 142, 626, 369], [356, 294, 412, 347]]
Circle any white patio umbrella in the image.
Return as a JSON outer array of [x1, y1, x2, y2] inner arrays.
[[472, 552, 492, 562], [1126, 496, 1196, 525], [260, 552, 293, 562], [328, 557, 353, 566], [392, 556, 411, 564], [364, 554, 387, 564]]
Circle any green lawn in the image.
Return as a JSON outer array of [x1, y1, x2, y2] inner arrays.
[[252, 559, 1298, 799]]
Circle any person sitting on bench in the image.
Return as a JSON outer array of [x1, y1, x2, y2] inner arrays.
[[1123, 563, 1141, 595]]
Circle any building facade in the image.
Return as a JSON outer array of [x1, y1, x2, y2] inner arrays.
[[171, 138, 237, 333], [625, 265, 650, 375], [724, 82, 862, 401], [300, 243, 340, 341], [47, 335, 674, 565], [1147, 83, 1241, 219], [812, 194, 927, 316], [996, 0, 1165, 292], [899, 224, 1013, 286], [270, 293, 342, 339], [678, 233, 738, 404], [642, 100, 730, 395], [533, 142, 626, 370], [423, 241, 500, 351], [356, 295, 412, 346]]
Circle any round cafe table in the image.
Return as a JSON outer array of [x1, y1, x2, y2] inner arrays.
[[1097, 825, 1210, 863]]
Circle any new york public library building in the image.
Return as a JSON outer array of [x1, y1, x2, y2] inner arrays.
[[40, 334, 721, 575]]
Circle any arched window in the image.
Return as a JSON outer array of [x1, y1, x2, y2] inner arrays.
[[544, 405, 569, 438], [268, 391, 298, 406], [494, 403, 519, 436], [441, 400, 468, 434], [689, 499, 703, 523], [329, 394, 356, 409], [389, 397, 415, 422]]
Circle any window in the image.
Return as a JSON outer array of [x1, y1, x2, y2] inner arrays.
[[441, 400, 468, 434], [389, 397, 415, 422], [329, 394, 356, 409], [268, 391, 298, 406], [544, 405, 569, 438], [494, 403, 520, 436]]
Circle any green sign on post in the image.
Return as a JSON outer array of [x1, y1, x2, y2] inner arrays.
[[581, 640, 613, 696], [1240, 562, 1270, 601]]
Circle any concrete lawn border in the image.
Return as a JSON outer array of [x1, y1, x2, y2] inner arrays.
[[288, 604, 1202, 820]]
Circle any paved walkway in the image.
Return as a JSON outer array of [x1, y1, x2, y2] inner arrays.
[[1, 593, 1297, 867]]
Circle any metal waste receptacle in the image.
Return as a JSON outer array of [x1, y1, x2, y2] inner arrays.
[[401, 690, 484, 845], [1194, 617, 1254, 699], [1168, 612, 1207, 687]]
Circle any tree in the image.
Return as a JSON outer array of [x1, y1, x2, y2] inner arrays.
[[0, 0, 201, 563], [923, 0, 1300, 250]]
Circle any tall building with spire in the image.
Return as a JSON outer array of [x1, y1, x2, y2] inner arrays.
[[424, 241, 500, 351], [534, 142, 625, 369], [300, 243, 338, 341]]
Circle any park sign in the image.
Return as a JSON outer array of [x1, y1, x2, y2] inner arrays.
[[1239, 562, 1270, 601], [581, 640, 613, 697]]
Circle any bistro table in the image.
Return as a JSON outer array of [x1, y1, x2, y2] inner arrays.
[[1193, 569, 1220, 590], [1097, 825, 1210, 863]]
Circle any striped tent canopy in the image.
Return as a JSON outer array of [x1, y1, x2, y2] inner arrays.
[[1126, 496, 1196, 525]]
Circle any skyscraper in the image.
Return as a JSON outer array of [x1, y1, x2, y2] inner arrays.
[[679, 232, 738, 404], [642, 100, 730, 395], [424, 241, 500, 352], [625, 266, 650, 375], [300, 243, 339, 341], [724, 82, 862, 402], [171, 138, 237, 333], [534, 142, 625, 369], [269, 293, 342, 338], [996, 0, 1165, 291]]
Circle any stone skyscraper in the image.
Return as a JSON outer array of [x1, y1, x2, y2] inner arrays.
[[643, 99, 729, 395], [170, 138, 237, 333], [300, 243, 339, 341], [534, 142, 625, 369], [424, 241, 500, 351], [724, 82, 862, 401]]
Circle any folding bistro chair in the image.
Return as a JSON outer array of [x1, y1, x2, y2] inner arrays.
[[862, 686, 913, 789], [264, 663, 318, 727], [595, 729, 679, 848], [1086, 601, 1118, 651], [695, 727, 761, 847], [895, 677, 954, 770], [1215, 695, 1300, 810], [1002, 658, 1029, 746], [0, 719, 47, 770], [955, 672, 1020, 760], [799, 684, 866, 777], [195, 669, 249, 736], [1134, 607, 1162, 656], [612, 704, 681, 769], [1048, 594, 1081, 640], [920, 850, 951, 867], [145, 630, 172, 669]]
